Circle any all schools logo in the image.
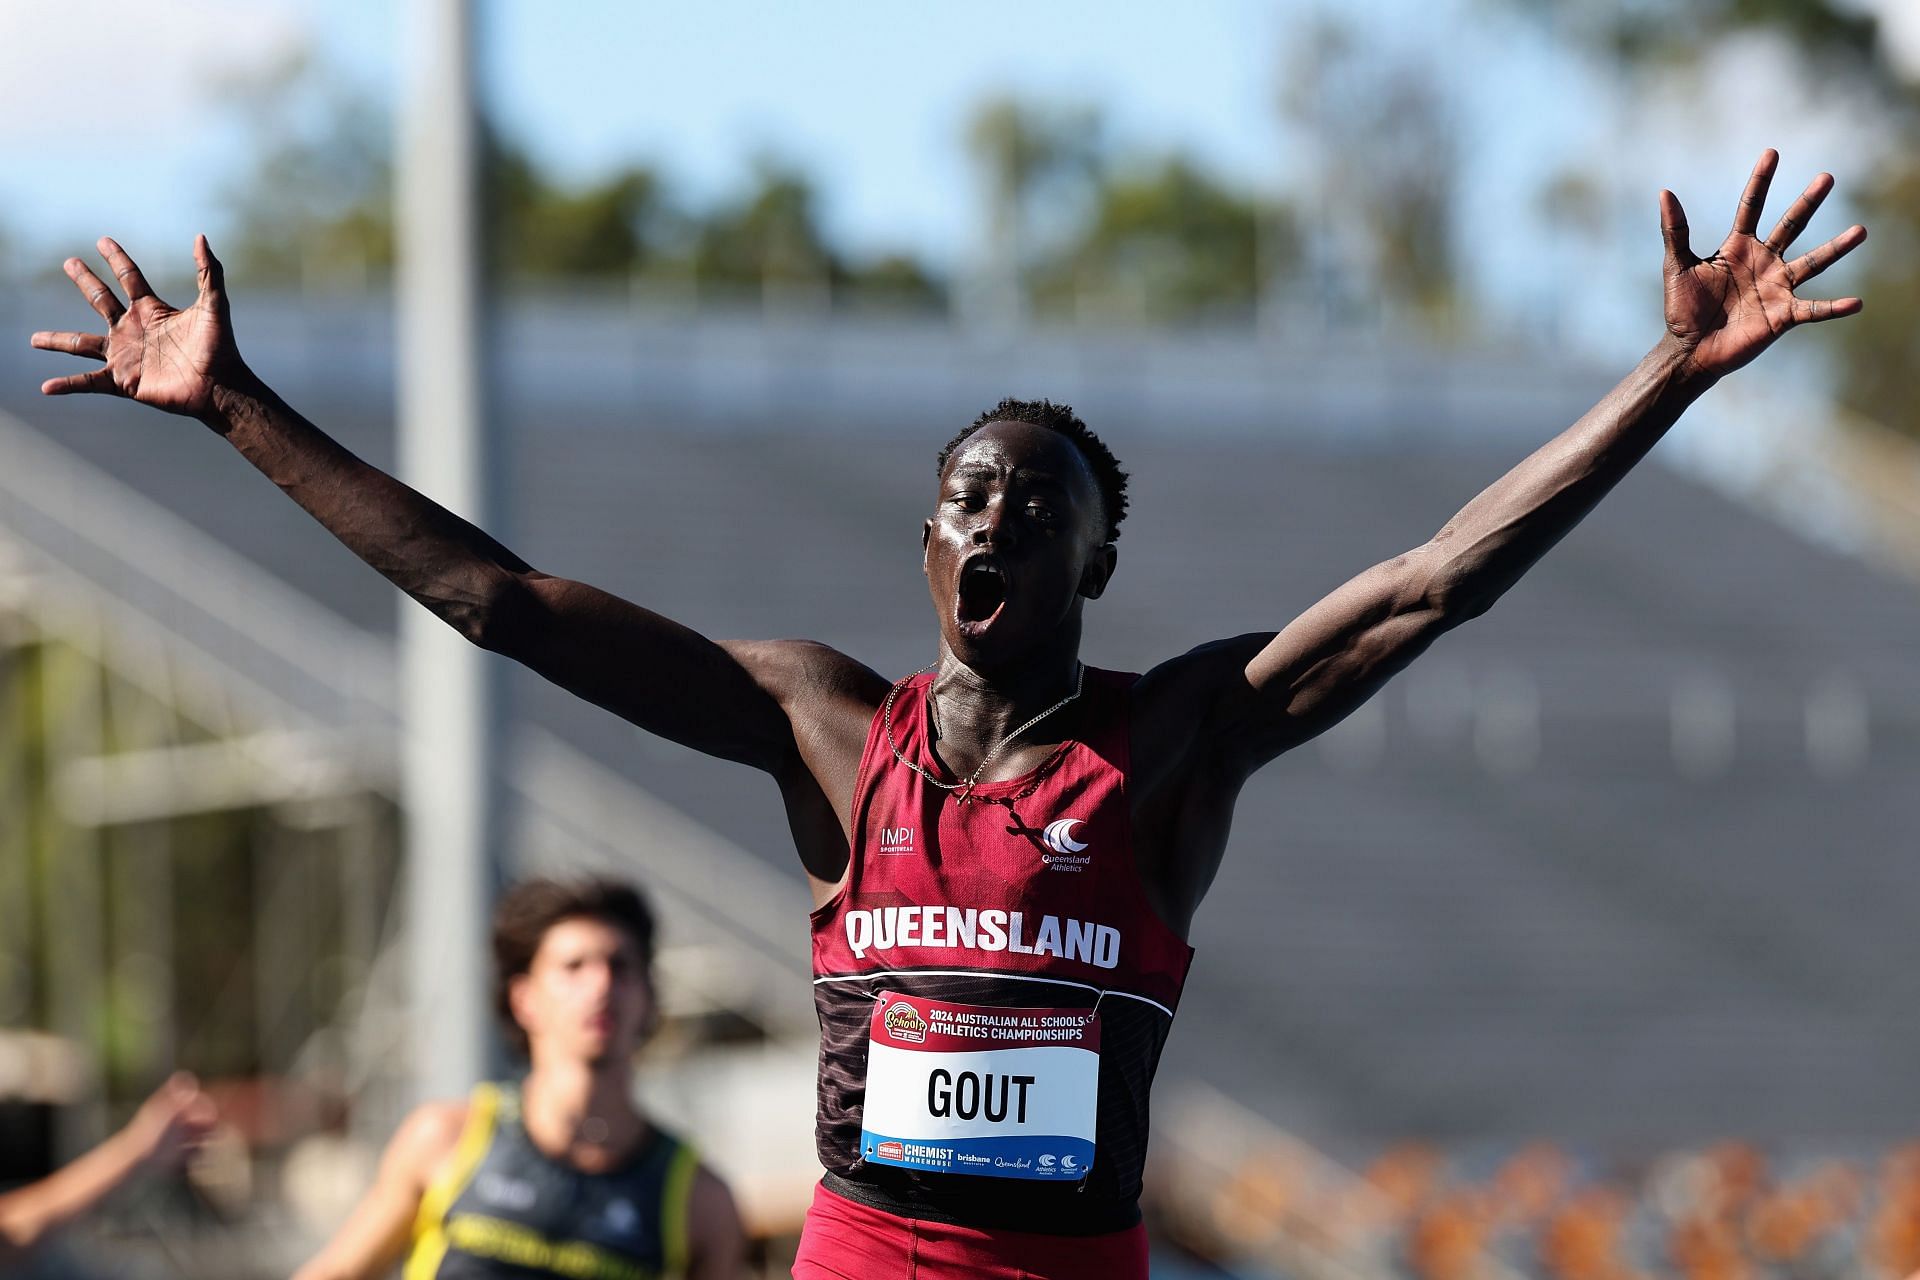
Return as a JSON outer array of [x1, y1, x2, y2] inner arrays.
[[883, 1001, 929, 1043], [878, 825, 915, 856], [1039, 818, 1093, 872]]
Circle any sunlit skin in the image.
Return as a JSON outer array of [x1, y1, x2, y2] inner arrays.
[[30, 150, 1865, 938], [921, 421, 1115, 761], [0, 1074, 219, 1264]]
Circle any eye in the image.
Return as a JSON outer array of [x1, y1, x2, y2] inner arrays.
[[948, 492, 984, 512], [1027, 503, 1059, 525]]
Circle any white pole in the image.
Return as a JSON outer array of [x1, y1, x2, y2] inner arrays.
[[396, 0, 505, 1102]]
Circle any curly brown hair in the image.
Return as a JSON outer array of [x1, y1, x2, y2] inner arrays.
[[491, 876, 657, 1059]]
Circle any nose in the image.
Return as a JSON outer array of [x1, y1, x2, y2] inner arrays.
[[971, 496, 1020, 550]]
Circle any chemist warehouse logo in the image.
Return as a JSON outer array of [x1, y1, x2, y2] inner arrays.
[[1040, 817, 1093, 872]]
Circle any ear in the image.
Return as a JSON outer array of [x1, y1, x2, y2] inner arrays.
[[507, 973, 536, 1041], [1079, 544, 1117, 600], [921, 519, 933, 573]]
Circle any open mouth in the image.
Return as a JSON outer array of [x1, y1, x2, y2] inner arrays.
[[957, 557, 1009, 630]]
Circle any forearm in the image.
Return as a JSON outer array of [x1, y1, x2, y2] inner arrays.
[[201, 370, 531, 643], [1423, 333, 1715, 616], [0, 1129, 147, 1252]]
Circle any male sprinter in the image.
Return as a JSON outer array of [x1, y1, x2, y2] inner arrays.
[[31, 152, 1864, 1277], [290, 878, 744, 1280]]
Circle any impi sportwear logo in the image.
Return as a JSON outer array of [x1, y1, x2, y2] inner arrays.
[[879, 825, 915, 855]]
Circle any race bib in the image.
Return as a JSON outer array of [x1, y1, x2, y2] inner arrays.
[[858, 990, 1099, 1181]]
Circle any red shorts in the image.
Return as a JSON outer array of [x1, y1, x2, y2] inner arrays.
[[792, 1180, 1149, 1280]]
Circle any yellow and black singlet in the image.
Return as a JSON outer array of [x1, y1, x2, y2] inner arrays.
[[405, 1083, 701, 1280]]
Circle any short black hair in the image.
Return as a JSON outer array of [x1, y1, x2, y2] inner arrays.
[[937, 398, 1130, 542], [491, 876, 657, 1058]]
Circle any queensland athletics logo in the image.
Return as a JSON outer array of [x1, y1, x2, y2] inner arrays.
[[1040, 817, 1094, 871], [883, 1001, 929, 1043], [1042, 818, 1089, 855]]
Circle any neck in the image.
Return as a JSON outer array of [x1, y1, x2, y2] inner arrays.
[[930, 641, 1084, 756], [520, 1056, 645, 1164]]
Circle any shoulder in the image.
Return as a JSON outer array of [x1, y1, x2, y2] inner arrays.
[[1131, 635, 1271, 734], [682, 1163, 745, 1270], [721, 638, 888, 710], [725, 638, 890, 705], [382, 1099, 478, 1189], [686, 1162, 738, 1221]]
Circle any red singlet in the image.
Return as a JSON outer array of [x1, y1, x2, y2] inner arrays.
[[802, 667, 1193, 1273]]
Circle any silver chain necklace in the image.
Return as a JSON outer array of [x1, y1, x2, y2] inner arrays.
[[883, 661, 1085, 804]]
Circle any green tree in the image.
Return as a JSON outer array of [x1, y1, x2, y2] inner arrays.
[[689, 161, 945, 310], [964, 98, 1104, 323], [216, 51, 393, 288], [1034, 156, 1294, 325], [215, 59, 945, 308], [839, 252, 946, 313], [1504, 0, 1920, 441], [487, 137, 672, 281], [689, 160, 836, 297], [1279, 17, 1464, 331]]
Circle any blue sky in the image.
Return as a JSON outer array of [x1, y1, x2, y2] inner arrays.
[[0, 0, 1894, 360]]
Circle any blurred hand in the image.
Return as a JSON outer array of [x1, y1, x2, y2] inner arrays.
[[123, 1072, 221, 1170], [30, 235, 247, 418], [1661, 149, 1866, 380]]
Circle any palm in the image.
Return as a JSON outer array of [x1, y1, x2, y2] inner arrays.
[[1657, 151, 1865, 380], [106, 293, 228, 414], [31, 235, 244, 418]]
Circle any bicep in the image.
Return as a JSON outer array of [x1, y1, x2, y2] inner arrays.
[[1221, 547, 1452, 765], [487, 573, 796, 771]]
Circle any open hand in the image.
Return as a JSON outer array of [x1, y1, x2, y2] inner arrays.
[[124, 1072, 221, 1169], [30, 236, 245, 418], [1662, 149, 1866, 380]]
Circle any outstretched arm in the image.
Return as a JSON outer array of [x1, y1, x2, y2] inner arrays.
[[0, 1074, 217, 1261], [1154, 150, 1865, 774], [29, 237, 812, 772]]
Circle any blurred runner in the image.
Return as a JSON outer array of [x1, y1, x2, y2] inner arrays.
[[31, 149, 1867, 1278], [290, 877, 744, 1280], [0, 1072, 218, 1265]]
